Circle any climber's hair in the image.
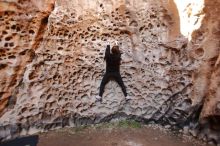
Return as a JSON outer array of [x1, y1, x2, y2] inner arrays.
[[112, 46, 120, 55]]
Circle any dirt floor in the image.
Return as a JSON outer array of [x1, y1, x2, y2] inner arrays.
[[37, 122, 207, 146], [0, 121, 208, 146]]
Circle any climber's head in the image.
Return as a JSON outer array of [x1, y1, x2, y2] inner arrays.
[[112, 45, 120, 55]]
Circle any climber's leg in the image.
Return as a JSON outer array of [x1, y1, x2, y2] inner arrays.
[[114, 73, 127, 97], [99, 73, 111, 97]]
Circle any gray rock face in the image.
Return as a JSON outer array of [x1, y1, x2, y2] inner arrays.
[[0, 0, 219, 144]]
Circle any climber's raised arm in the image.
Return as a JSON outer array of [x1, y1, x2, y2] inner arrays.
[[104, 42, 110, 60]]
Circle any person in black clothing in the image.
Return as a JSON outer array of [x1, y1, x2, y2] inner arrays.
[[97, 42, 129, 102]]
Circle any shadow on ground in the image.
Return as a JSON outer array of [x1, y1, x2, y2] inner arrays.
[[0, 135, 38, 146]]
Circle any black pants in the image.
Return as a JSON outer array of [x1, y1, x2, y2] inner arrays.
[[99, 72, 127, 97]]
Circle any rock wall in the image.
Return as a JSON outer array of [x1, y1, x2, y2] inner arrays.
[[173, 0, 220, 144], [189, 0, 220, 144], [0, 0, 219, 144], [0, 0, 55, 114]]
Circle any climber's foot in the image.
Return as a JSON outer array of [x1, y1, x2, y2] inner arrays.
[[96, 95, 102, 102], [125, 96, 132, 102]]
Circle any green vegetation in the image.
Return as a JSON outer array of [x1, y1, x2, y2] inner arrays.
[[118, 120, 142, 128], [58, 120, 142, 135], [74, 125, 88, 132]]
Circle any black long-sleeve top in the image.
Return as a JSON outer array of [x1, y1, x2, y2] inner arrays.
[[104, 45, 121, 73]]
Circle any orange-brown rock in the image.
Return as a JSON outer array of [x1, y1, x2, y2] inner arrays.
[[0, 0, 55, 115]]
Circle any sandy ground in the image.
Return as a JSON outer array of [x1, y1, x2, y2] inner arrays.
[[37, 124, 207, 146]]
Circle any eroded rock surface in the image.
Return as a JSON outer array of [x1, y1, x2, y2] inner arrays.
[[0, 0, 219, 144], [0, 0, 55, 114]]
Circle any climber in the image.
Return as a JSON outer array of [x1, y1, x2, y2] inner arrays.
[[96, 41, 130, 102]]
